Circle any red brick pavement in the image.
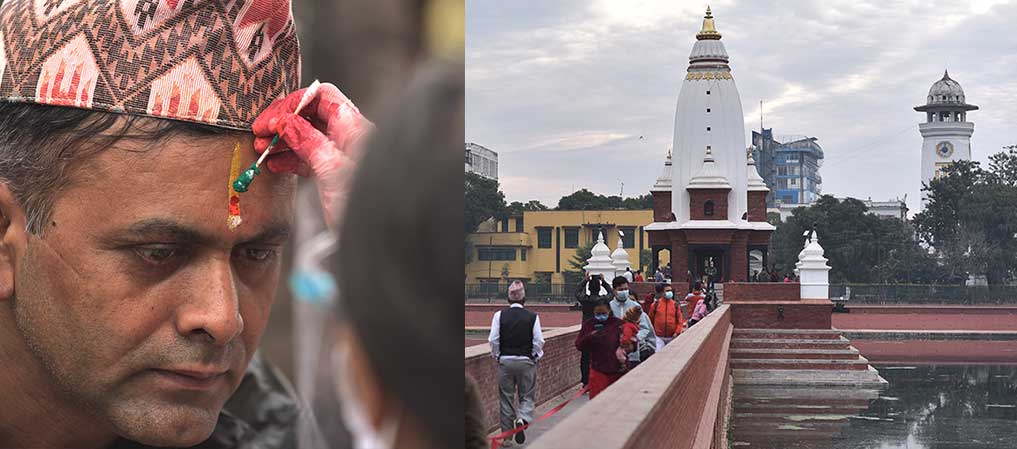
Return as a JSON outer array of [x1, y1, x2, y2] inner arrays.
[[853, 340, 1017, 364]]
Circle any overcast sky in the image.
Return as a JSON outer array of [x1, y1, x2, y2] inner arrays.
[[466, 0, 1017, 215]]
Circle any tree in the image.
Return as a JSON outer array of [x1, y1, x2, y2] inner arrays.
[[640, 249, 652, 272], [563, 241, 595, 285], [768, 195, 943, 283], [464, 172, 506, 233], [914, 149, 1017, 284], [505, 200, 549, 216], [556, 189, 652, 210]]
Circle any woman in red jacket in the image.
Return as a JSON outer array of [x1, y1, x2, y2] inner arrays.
[[574, 299, 625, 398]]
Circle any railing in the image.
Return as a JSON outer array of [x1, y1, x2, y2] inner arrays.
[[465, 283, 577, 303], [466, 283, 1017, 305], [529, 305, 733, 449], [831, 284, 1017, 304]]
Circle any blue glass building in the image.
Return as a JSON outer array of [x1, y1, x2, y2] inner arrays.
[[751, 129, 824, 207]]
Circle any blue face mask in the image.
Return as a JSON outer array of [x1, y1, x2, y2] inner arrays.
[[665, 291, 674, 299], [594, 313, 609, 321], [616, 290, 630, 301]]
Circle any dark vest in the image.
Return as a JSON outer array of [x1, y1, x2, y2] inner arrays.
[[499, 306, 537, 358]]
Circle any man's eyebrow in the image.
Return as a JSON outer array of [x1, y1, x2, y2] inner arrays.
[[119, 219, 291, 245], [241, 224, 292, 244], [123, 219, 210, 244]]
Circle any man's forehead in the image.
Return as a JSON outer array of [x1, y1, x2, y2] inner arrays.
[[53, 131, 296, 240]]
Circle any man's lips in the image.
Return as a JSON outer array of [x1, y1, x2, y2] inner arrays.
[[151, 367, 230, 390]]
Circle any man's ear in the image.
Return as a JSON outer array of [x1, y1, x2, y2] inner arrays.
[[0, 184, 27, 302]]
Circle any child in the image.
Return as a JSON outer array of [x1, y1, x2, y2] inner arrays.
[[689, 294, 708, 327], [617, 306, 643, 371]]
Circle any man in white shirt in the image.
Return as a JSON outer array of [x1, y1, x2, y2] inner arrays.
[[489, 281, 544, 446]]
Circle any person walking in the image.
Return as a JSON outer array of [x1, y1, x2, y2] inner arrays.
[[654, 266, 665, 283], [649, 283, 684, 351], [689, 292, 709, 327], [488, 281, 544, 446], [684, 282, 707, 321], [575, 273, 612, 388], [575, 299, 625, 399], [609, 276, 657, 364], [623, 267, 634, 283], [634, 270, 644, 282]]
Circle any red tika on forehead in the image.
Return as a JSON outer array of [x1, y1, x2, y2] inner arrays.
[[0, 0, 301, 130]]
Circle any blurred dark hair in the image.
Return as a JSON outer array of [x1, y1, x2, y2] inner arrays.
[[0, 102, 230, 234], [612, 275, 628, 289], [654, 283, 665, 294], [464, 375, 487, 449], [694, 281, 703, 291], [593, 297, 611, 309], [332, 61, 462, 449]]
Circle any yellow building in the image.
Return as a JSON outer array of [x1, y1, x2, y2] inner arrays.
[[466, 209, 659, 286]]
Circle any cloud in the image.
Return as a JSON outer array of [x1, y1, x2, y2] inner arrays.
[[468, 0, 1017, 214]]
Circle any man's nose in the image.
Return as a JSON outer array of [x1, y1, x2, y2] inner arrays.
[[174, 255, 244, 345]]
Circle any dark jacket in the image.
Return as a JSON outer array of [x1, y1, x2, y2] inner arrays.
[[575, 278, 613, 320], [112, 353, 310, 449], [574, 316, 623, 374]]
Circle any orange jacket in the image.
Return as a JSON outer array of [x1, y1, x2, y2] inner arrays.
[[649, 298, 684, 337]]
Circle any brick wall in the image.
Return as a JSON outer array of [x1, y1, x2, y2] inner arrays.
[[730, 233, 748, 282], [747, 191, 767, 222], [724, 282, 800, 302], [688, 188, 730, 220], [725, 282, 832, 329], [465, 325, 582, 431], [652, 190, 672, 222], [528, 306, 733, 449], [670, 231, 689, 284], [728, 301, 832, 329]]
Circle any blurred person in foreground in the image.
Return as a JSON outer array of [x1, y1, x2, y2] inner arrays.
[[322, 61, 463, 449]]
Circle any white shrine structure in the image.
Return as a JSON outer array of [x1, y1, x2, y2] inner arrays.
[[915, 70, 978, 206], [645, 7, 774, 284]]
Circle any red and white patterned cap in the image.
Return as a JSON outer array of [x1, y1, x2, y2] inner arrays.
[[0, 0, 301, 130]]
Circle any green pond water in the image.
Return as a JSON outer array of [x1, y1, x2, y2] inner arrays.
[[731, 365, 1017, 449]]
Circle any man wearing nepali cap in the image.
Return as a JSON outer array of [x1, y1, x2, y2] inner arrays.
[[0, 0, 370, 447]]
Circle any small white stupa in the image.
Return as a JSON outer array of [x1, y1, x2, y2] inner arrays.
[[797, 232, 831, 300], [610, 231, 632, 277], [585, 231, 617, 279]]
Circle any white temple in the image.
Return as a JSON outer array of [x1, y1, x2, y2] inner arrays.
[[671, 6, 748, 226], [584, 231, 618, 279], [645, 7, 775, 283]]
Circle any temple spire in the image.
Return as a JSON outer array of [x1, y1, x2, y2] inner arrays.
[[696, 6, 722, 40]]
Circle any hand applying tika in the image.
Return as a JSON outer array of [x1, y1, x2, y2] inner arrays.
[[251, 82, 374, 230]]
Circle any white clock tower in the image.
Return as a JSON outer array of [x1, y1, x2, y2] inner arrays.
[[915, 70, 977, 206]]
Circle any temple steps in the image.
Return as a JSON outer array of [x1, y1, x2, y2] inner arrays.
[[731, 328, 887, 387]]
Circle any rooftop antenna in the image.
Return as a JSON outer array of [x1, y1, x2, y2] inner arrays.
[[760, 99, 763, 132], [618, 179, 624, 197]]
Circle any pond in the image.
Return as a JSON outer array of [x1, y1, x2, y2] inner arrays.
[[730, 365, 1017, 449]]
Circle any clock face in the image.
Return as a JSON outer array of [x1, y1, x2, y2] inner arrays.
[[936, 141, 954, 158]]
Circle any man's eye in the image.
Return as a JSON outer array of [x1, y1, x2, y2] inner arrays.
[[133, 246, 178, 264], [241, 248, 277, 263]]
